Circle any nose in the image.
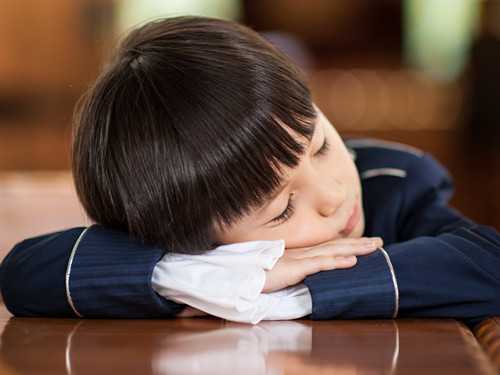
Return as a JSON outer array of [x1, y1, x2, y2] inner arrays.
[[311, 174, 344, 217]]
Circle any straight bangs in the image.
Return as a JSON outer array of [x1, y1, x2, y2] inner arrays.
[[195, 106, 318, 233]]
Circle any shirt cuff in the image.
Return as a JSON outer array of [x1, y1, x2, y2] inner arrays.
[[260, 283, 312, 320], [153, 240, 312, 323]]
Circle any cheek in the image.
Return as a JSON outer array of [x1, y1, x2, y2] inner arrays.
[[350, 210, 366, 239], [213, 222, 256, 246], [216, 223, 296, 246], [282, 220, 336, 249]]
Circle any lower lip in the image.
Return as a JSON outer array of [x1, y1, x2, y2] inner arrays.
[[342, 205, 361, 236]]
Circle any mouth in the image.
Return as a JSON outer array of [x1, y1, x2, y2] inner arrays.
[[341, 205, 361, 236]]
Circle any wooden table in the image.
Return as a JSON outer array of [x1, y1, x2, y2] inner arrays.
[[476, 317, 500, 372], [0, 302, 497, 375]]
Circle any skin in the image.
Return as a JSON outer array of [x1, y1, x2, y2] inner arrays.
[[178, 110, 382, 317]]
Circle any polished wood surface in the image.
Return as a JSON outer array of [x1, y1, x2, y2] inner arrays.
[[0, 303, 497, 375], [475, 317, 500, 373]]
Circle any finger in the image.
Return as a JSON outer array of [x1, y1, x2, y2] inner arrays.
[[319, 237, 383, 249], [318, 237, 383, 246], [315, 254, 359, 270], [280, 254, 359, 284], [287, 237, 382, 258], [264, 255, 353, 292], [294, 237, 383, 249], [317, 238, 382, 255], [298, 254, 359, 272]]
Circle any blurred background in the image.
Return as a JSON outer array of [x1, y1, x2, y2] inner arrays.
[[0, 0, 499, 253]]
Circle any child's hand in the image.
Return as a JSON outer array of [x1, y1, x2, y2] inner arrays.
[[263, 237, 383, 293]]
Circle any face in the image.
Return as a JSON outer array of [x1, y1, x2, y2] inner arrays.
[[215, 110, 365, 249]]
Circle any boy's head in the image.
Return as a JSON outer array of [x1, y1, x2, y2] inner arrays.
[[72, 16, 318, 253]]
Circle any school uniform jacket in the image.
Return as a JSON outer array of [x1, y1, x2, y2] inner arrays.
[[1, 138, 499, 325]]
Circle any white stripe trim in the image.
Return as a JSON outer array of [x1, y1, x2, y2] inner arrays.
[[344, 138, 423, 157], [360, 168, 407, 180], [65, 226, 92, 318], [379, 247, 399, 318]]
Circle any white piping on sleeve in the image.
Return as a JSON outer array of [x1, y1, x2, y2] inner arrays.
[[65, 226, 92, 318], [360, 168, 407, 180], [344, 138, 423, 157], [379, 247, 399, 318]]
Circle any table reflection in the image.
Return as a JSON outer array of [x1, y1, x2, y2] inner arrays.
[[0, 317, 399, 375], [0, 317, 491, 375]]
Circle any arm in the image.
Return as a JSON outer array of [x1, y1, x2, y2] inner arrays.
[[0, 225, 184, 318], [389, 226, 500, 325], [304, 225, 500, 325], [0, 228, 86, 317], [0, 223, 377, 320]]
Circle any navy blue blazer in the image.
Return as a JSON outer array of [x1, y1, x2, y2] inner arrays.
[[1, 139, 499, 325]]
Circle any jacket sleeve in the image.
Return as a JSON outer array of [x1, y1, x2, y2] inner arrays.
[[0, 228, 85, 317], [304, 152, 500, 326], [0, 225, 184, 318]]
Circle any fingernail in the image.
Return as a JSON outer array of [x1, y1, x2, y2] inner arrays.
[[346, 255, 356, 261]]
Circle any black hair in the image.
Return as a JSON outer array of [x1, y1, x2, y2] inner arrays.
[[72, 16, 316, 254]]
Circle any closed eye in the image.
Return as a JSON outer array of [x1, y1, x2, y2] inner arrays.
[[271, 195, 295, 225], [314, 138, 330, 156]]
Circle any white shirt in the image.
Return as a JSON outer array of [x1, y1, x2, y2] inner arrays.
[[152, 240, 312, 324]]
